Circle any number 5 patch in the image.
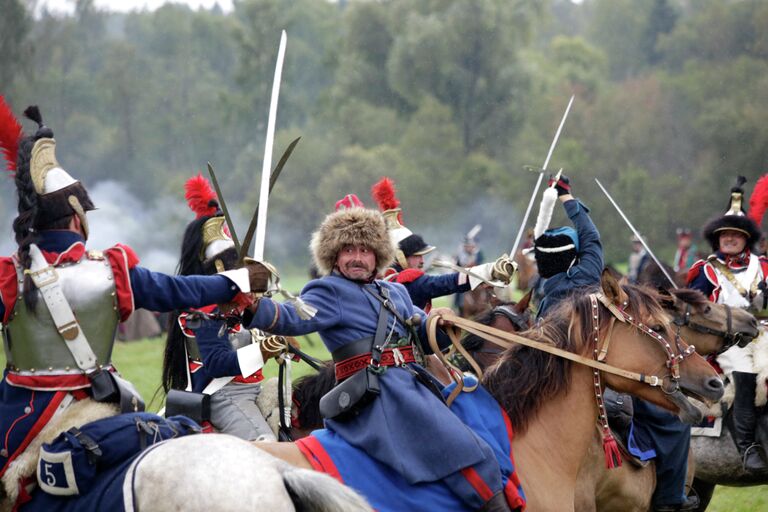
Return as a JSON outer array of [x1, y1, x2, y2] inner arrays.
[[38, 447, 80, 496]]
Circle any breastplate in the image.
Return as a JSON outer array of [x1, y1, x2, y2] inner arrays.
[[4, 254, 119, 374]]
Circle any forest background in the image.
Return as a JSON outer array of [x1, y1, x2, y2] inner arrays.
[[2, 0, 768, 274]]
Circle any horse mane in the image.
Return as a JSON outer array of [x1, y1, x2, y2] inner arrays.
[[482, 283, 669, 434], [669, 287, 708, 308], [292, 361, 335, 431]]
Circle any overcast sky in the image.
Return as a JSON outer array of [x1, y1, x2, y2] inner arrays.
[[38, 0, 233, 15]]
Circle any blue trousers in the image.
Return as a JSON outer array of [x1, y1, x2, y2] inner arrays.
[[631, 398, 691, 506]]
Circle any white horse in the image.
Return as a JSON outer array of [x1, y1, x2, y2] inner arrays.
[[123, 434, 372, 512]]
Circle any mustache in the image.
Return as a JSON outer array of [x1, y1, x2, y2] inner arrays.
[[345, 261, 369, 269]]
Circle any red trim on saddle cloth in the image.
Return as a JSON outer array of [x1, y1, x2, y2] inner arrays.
[[104, 244, 140, 322], [334, 346, 416, 381], [5, 365, 117, 391], [501, 405, 526, 511], [296, 436, 344, 483], [1, 391, 67, 479], [460, 467, 494, 502]]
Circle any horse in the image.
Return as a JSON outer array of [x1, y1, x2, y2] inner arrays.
[[572, 288, 759, 512], [124, 273, 723, 511]]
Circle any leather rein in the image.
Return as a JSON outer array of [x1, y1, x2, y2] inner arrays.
[[426, 292, 696, 404], [672, 302, 743, 355]]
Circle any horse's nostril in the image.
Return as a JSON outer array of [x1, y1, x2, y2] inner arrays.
[[706, 377, 724, 391]]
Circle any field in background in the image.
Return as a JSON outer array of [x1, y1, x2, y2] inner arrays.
[[1, 271, 765, 507]]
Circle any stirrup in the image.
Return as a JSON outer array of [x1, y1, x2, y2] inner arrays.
[[742, 443, 767, 471]]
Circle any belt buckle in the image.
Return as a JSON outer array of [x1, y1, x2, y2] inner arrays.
[[392, 347, 405, 366], [25, 267, 58, 288]]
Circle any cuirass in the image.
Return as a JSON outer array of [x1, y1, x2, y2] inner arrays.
[[4, 254, 119, 374]]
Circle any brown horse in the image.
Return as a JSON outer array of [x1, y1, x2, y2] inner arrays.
[[574, 288, 759, 512], [125, 273, 724, 511]]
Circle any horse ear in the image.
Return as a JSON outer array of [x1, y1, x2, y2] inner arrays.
[[515, 289, 533, 313], [657, 287, 676, 309], [601, 268, 628, 304]]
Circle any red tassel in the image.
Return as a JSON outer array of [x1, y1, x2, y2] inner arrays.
[[748, 174, 768, 227], [184, 174, 218, 218], [602, 431, 622, 469], [0, 96, 23, 176]]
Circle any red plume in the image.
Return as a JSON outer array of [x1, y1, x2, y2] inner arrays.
[[184, 174, 218, 219], [748, 174, 768, 228], [371, 177, 404, 223], [0, 96, 24, 176]]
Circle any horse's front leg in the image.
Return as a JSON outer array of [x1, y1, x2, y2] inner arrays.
[[255, 441, 315, 470]]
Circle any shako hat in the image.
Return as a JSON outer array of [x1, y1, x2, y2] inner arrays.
[[310, 197, 395, 276], [0, 97, 95, 237], [702, 175, 765, 252], [178, 174, 236, 275], [371, 177, 435, 268]]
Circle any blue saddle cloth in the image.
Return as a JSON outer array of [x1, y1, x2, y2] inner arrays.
[[297, 377, 526, 512]]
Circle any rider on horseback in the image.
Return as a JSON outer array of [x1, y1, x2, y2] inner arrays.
[[688, 175, 768, 472], [0, 101, 263, 507], [162, 174, 295, 441], [371, 177, 515, 312], [194, 200, 518, 511], [532, 175, 698, 511]]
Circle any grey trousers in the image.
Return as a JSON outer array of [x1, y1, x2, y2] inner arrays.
[[209, 382, 276, 441]]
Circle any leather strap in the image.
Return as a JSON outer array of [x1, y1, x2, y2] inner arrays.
[[27, 244, 99, 371]]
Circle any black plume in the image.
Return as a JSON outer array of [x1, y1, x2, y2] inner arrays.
[[732, 175, 747, 193], [22, 105, 53, 138], [23, 106, 43, 127]]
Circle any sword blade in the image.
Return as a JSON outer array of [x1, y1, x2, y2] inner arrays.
[[510, 95, 575, 256], [239, 136, 301, 263], [594, 178, 678, 289], [253, 30, 287, 261], [206, 162, 241, 254]]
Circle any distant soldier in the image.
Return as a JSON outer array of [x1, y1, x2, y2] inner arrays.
[[672, 228, 698, 273], [454, 225, 485, 313], [627, 234, 649, 283]]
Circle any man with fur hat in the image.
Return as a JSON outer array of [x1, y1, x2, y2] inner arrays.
[[0, 99, 266, 506], [192, 201, 522, 510], [162, 174, 297, 442], [371, 177, 515, 312], [688, 175, 768, 472]]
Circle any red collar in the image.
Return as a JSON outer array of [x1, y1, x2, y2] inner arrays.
[[38, 242, 87, 266], [723, 250, 751, 270]]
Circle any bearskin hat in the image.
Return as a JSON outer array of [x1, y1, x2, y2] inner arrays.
[[534, 227, 579, 278], [702, 176, 762, 252], [310, 207, 396, 276]]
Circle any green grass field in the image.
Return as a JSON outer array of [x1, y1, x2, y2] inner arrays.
[[1, 269, 765, 508]]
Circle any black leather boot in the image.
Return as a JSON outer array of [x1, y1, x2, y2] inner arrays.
[[730, 371, 768, 471], [479, 492, 512, 512], [653, 494, 700, 512]]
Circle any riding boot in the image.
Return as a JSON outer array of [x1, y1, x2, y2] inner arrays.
[[478, 492, 512, 512], [729, 371, 768, 471]]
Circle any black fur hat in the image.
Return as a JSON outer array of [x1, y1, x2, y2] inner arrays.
[[534, 230, 578, 278], [702, 176, 761, 251]]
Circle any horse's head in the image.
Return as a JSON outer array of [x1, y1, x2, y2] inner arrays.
[[663, 288, 759, 356], [596, 272, 724, 424], [462, 290, 534, 372]]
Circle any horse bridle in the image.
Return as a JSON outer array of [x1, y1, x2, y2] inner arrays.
[[469, 305, 531, 357], [672, 303, 744, 355]]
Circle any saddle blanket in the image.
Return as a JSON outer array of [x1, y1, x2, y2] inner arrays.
[[296, 378, 526, 512]]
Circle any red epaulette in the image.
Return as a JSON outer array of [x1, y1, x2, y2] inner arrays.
[[685, 259, 708, 286], [393, 268, 424, 284]]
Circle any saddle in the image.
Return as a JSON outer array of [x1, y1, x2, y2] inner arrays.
[[603, 389, 651, 468]]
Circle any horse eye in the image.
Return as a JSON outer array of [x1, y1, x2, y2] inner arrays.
[[704, 305, 711, 314], [651, 324, 665, 332]]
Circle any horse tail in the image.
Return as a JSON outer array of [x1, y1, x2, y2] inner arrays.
[[276, 460, 373, 512]]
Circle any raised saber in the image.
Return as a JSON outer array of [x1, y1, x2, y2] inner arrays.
[[594, 178, 678, 289], [206, 162, 241, 254], [253, 29, 287, 261], [509, 95, 575, 256]]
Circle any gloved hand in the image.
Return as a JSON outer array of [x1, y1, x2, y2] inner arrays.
[[491, 255, 517, 284], [218, 292, 255, 316], [243, 258, 275, 293], [259, 334, 300, 361], [548, 174, 571, 196]]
